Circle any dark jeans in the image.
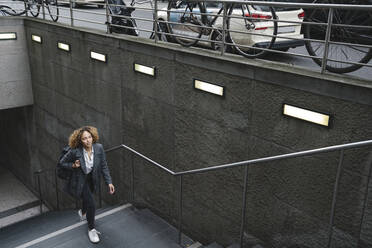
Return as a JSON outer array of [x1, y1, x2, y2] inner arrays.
[[81, 173, 95, 230]]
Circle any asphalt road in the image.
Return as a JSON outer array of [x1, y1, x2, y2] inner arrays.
[[4, 0, 372, 80]]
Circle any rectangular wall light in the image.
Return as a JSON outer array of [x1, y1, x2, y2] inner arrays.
[[194, 79, 224, 97], [90, 51, 107, 62], [31, 34, 42, 43], [134, 63, 156, 77], [57, 42, 70, 52], [283, 104, 330, 127], [0, 33, 17, 40]]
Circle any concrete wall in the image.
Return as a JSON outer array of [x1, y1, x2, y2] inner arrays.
[[1, 17, 372, 247], [0, 18, 33, 110]]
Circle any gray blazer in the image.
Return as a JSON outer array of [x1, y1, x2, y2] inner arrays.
[[59, 143, 112, 198]]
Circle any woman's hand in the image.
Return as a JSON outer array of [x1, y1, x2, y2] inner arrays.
[[72, 160, 80, 168], [108, 184, 115, 194]]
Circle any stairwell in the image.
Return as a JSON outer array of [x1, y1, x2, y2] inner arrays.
[[0, 203, 232, 248], [0, 166, 48, 229]]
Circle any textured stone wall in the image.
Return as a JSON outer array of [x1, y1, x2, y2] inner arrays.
[[0, 18, 33, 110], [2, 17, 372, 247]]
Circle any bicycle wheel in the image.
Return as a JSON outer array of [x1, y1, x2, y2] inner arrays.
[[46, 0, 59, 22], [304, 3, 372, 73], [28, 0, 40, 17], [227, 3, 277, 58], [166, 0, 205, 47], [0, 5, 26, 16], [150, 21, 170, 42], [0, 5, 15, 16]]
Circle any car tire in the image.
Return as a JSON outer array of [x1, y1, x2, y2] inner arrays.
[[97, 4, 104, 8]]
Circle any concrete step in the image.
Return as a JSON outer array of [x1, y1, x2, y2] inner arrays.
[[0, 203, 196, 248], [0, 166, 49, 229], [0, 203, 48, 229]]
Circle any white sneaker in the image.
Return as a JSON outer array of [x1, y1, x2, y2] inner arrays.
[[88, 228, 101, 243], [78, 209, 86, 221]]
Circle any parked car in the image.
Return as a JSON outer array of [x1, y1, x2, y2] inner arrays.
[[157, 0, 305, 53]]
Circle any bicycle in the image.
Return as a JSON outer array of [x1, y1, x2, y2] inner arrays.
[[0, 3, 26, 16], [129, 0, 168, 41], [303, 0, 372, 73], [0, 5, 16, 15], [166, 0, 278, 58], [107, 0, 168, 40], [28, 0, 59, 22]]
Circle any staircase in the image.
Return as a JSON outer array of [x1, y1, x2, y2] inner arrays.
[[0, 204, 194, 248], [0, 167, 240, 247], [0, 203, 240, 248], [0, 166, 48, 229]]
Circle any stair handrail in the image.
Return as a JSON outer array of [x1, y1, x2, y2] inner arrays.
[[106, 139, 372, 175], [106, 139, 372, 248]]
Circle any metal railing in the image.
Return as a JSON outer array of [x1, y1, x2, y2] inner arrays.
[[1, 0, 372, 75], [30, 138, 372, 247], [33, 166, 104, 213], [105, 139, 372, 248]]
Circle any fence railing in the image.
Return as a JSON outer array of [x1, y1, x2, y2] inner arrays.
[[31, 139, 372, 247], [1, 0, 372, 75], [105, 139, 372, 248]]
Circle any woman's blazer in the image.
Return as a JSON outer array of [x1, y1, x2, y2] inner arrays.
[[59, 143, 113, 198]]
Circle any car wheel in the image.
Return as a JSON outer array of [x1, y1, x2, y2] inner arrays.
[[97, 4, 104, 8]]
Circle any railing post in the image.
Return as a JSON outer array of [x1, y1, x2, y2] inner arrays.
[[154, 0, 159, 43], [221, 2, 227, 56], [131, 153, 135, 202], [37, 172, 43, 214], [41, 0, 45, 20], [356, 157, 372, 248], [321, 7, 334, 74], [23, 0, 28, 17], [99, 180, 103, 208], [55, 169, 60, 210], [69, 0, 74, 26], [240, 165, 249, 248], [154, 0, 159, 42], [178, 175, 183, 245], [327, 149, 344, 248], [105, 0, 110, 34]]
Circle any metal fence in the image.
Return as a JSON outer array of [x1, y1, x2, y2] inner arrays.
[[1, 0, 372, 74]]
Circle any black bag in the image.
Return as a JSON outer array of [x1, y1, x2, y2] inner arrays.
[[57, 146, 72, 180]]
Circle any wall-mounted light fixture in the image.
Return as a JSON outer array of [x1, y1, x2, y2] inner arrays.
[[134, 63, 156, 77], [283, 104, 330, 127], [193, 79, 225, 97], [57, 42, 70, 52], [90, 51, 107, 63], [0, 32, 17, 40], [31, 34, 42, 43]]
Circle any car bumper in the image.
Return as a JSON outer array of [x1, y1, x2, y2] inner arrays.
[[255, 39, 305, 49]]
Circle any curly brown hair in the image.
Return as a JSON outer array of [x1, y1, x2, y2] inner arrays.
[[68, 126, 99, 148]]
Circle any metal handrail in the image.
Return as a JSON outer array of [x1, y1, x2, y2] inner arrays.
[[28, 138, 372, 247], [107, 139, 372, 176], [106, 139, 372, 247], [2, 0, 372, 74], [33, 166, 103, 212]]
